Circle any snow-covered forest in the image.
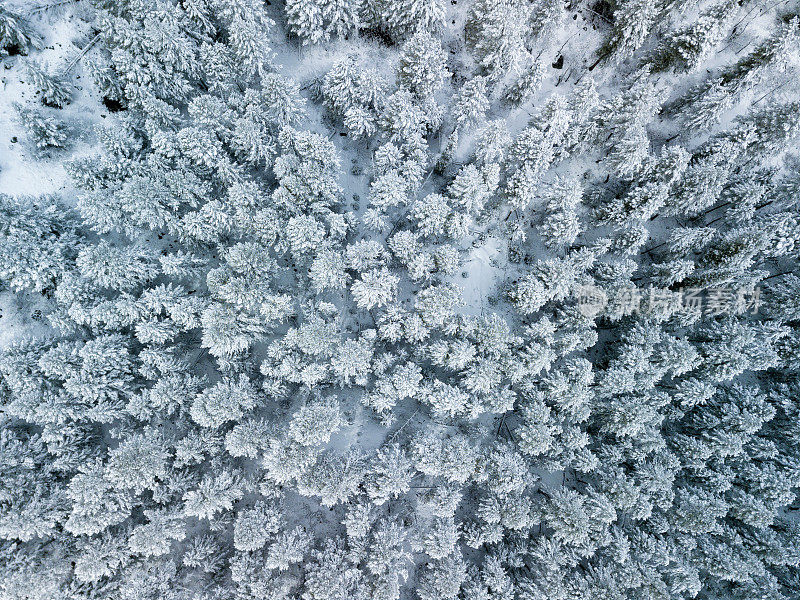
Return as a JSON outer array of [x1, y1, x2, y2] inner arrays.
[[1, 0, 800, 598]]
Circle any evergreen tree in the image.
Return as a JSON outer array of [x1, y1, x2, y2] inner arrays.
[[603, 0, 663, 61], [351, 268, 399, 310], [13, 104, 68, 153], [680, 19, 800, 131], [466, 0, 532, 79], [183, 469, 245, 520], [0, 194, 82, 293], [652, 0, 737, 71], [23, 60, 71, 108], [538, 176, 583, 248], [190, 375, 259, 428], [0, 6, 41, 57], [233, 501, 282, 551], [286, 0, 361, 45], [368, 0, 446, 39], [397, 31, 450, 99], [452, 76, 490, 131]]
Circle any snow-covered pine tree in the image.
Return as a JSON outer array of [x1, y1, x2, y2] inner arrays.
[[23, 60, 71, 108], [0, 6, 41, 57], [285, 0, 361, 45]]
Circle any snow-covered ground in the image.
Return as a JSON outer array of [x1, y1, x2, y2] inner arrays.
[[1, 6, 102, 199]]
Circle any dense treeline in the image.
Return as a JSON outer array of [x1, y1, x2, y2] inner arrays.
[[1, 1, 800, 599]]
